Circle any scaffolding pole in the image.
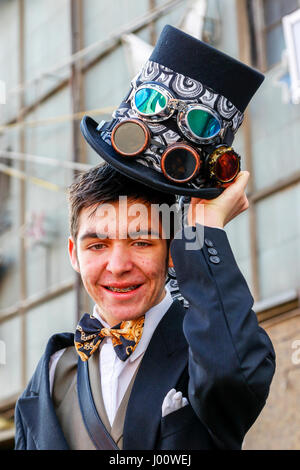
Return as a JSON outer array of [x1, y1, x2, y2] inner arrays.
[[17, 0, 27, 390]]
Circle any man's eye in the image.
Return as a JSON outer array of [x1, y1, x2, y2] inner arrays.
[[89, 243, 106, 250], [133, 241, 151, 247]]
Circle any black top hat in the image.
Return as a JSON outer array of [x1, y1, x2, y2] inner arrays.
[[80, 25, 264, 198]]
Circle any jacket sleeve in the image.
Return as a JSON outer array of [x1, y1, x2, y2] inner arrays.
[[14, 400, 27, 450], [170, 224, 275, 449]]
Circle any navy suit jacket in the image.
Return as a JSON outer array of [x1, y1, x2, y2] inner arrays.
[[14, 225, 275, 450]]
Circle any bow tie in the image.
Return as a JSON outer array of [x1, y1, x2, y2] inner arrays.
[[74, 313, 145, 362]]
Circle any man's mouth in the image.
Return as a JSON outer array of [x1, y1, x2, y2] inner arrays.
[[104, 285, 141, 293]]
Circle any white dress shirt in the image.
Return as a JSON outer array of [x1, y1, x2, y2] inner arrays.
[[49, 289, 173, 425]]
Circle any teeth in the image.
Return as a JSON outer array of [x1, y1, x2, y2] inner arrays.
[[106, 285, 138, 292]]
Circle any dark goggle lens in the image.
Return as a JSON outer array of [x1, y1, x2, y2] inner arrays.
[[215, 151, 239, 182], [135, 87, 167, 115], [187, 108, 221, 139], [162, 147, 200, 182], [112, 121, 148, 156]]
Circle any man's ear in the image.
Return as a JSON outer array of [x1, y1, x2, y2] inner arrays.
[[68, 236, 80, 273], [168, 249, 174, 268]]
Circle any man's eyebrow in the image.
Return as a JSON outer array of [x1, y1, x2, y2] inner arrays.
[[79, 232, 107, 242], [79, 229, 161, 241], [128, 229, 160, 239]]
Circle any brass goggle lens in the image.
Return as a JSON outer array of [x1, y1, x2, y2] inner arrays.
[[207, 146, 240, 183], [111, 119, 150, 156]]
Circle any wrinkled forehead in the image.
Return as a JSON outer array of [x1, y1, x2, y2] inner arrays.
[[131, 60, 244, 131]]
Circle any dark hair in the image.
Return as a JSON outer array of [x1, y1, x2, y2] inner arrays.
[[68, 163, 177, 242]]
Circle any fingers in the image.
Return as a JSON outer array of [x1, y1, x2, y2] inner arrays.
[[187, 171, 250, 227], [229, 192, 249, 217], [190, 171, 250, 204], [242, 194, 249, 211], [221, 171, 249, 196]]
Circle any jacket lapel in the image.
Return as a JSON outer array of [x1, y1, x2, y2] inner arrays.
[[123, 300, 188, 450], [17, 333, 73, 450]]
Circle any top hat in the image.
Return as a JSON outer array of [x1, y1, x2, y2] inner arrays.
[[80, 25, 264, 199]]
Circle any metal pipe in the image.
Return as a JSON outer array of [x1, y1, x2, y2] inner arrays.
[[2, 0, 185, 129], [249, 170, 300, 203], [149, 0, 157, 45], [17, 0, 27, 389], [0, 280, 75, 325], [235, 0, 260, 301]]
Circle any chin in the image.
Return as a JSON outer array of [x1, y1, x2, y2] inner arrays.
[[113, 310, 144, 323], [98, 305, 145, 326]]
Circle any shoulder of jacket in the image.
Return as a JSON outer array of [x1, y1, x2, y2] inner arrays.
[[17, 332, 75, 398], [45, 332, 75, 356]]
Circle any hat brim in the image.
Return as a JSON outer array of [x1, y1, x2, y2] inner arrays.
[[80, 116, 223, 199]]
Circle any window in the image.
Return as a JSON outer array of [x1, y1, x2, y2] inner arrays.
[[249, 0, 300, 71]]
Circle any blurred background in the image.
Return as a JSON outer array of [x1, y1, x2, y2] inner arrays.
[[0, 0, 300, 450]]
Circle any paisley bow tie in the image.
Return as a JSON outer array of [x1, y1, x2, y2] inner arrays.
[[74, 313, 145, 362]]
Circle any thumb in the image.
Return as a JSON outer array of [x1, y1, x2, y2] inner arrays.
[[233, 170, 250, 190], [221, 170, 250, 197]]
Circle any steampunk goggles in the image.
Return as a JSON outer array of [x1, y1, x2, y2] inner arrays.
[[99, 118, 240, 185], [130, 82, 228, 145]]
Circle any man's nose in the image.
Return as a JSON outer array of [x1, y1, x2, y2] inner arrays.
[[106, 245, 133, 276]]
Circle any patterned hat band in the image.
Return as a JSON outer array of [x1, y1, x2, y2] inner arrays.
[[101, 60, 244, 190]]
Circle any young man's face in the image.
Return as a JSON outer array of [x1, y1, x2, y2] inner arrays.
[[68, 198, 172, 326]]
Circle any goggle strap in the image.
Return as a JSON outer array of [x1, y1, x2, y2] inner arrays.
[[96, 120, 108, 132], [150, 138, 165, 150], [178, 195, 191, 209], [96, 118, 118, 134], [223, 127, 234, 147], [123, 85, 134, 103]]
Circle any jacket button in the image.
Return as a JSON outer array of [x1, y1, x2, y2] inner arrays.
[[209, 255, 220, 264], [208, 248, 218, 255], [204, 238, 214, 247]]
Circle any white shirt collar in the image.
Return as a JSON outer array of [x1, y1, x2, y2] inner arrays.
[[92, 289, 173, 362]]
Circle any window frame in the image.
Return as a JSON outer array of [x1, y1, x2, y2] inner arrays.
[[251, 0, 300, 72]]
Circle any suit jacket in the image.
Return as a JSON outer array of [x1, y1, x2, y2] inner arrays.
[[14, 225, 275, 450]]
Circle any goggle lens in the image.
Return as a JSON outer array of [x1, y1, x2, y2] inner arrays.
[[187, 109, 221, 139], [215, 150, 239, 182], [162, 146, 200, 183], [112, 120, 148, 156], [135, 87, 167, 115]]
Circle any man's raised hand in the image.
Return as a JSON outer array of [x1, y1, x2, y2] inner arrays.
[[187, 171, 250, 229]]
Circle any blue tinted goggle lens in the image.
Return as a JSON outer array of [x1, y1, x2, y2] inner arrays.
[[135, 88, 167, 115], [187, 109, 221, 139]]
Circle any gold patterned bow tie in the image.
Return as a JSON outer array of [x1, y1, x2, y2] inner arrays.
[[74, 313, 145, 361]]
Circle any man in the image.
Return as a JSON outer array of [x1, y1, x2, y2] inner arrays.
[[14, 162, 275, 450], [15, 25, 275, 450]]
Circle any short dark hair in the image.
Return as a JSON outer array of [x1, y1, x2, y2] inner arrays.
[[68, 163, 177, 242]]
